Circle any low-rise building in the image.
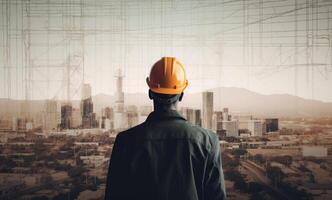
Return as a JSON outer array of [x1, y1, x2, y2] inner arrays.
[[80, 155, 109, 167], [302, 146, 328, 157]]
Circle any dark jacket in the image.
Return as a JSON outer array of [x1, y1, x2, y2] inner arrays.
[[105, 109, 226, 200]]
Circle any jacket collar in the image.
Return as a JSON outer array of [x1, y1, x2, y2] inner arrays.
[[145, 109, 186, 122]]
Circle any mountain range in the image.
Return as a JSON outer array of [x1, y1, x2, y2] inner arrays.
[[1, 87, 331, 118]]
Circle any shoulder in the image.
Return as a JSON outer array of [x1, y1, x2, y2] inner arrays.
[[181, 121, 219, 151], [114, 122, 146, 141]]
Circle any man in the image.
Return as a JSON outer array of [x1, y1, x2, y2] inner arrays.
[[105, 57, 226, 200]]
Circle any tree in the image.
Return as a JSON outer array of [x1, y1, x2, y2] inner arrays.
[[228, 158, 240, 168], [0, 157, 16, 172], [280, 182, 313, 200], [253, 154, 265, 165], [232, 149, 247, 158], [40, 174, 54, 186], [68, 184, 84, 200], [250, 191, 274, 200], [224, 169, 247, 192], [234, 179, 247, 192], [31, 196, 48, 200], [225, 136, 240, 143], [68, 166, 87, 179], [266, 166, 284, 186], [33, 139, 48, 161], [247, 182, 264, 193], [271, 155, 293, 167]]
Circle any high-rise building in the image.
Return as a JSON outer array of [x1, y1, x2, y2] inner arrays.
[[222, 108, 229, 121], [114, 69, 128, 130], [115, 69, 124, 113], [180, 107, 192, 121], [81, 83, 94, 128], [202, 91, 213, 130], [71, 108, 82, 128], [82, 83, 92, 100], [217, 108, 239, 137], [100, 107, 114, 130], [222, 121, 239, 137], [17, 118, 27, 130], [212, 111, 223, 132], [248, 120, 265, 137], [180, 107, 202, 126], [91, 113, 98, 128], [233, 115, 253, 129], [60, 103, 72, 129], [265, 118, 279, 133], [187, 108, 194, 123], [81, 98, 94, 128], [103, 118, 112, 130], [194, 109, 201, 126], [102, 107, 113, 120], [42, 100, 59, 132]]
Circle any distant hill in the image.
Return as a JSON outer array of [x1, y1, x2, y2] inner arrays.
[[1, 87, 332, 118], [208, 87, 332, 117], [92, 87, 332, 117]]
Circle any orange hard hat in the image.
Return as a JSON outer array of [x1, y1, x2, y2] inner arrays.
[[146, 57, 189, 95]]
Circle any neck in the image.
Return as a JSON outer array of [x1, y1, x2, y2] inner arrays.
[[153, 101, 178, 112]]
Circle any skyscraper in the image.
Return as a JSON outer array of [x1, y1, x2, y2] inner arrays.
[[265, 118, 279, 133], [219, 108, 239, 137], [212, 111, 223, 132], [43, 100, 59, 132], [233, 115, 253, 129], [222, 108, 229, 121], [113, 69, 128, 130], [102, 107, 113, 120], [81, 83, 94, 128], [60, 103, 72, 129], [222, 121, 239, 137], [82, 83, 92, 100], [194, 109, 201, 126], [202, 91, 213, 130], [248, 120, 265, 137], [71, 108, 82, 128]]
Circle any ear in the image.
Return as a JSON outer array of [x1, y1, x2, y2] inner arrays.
[[148, 89, 153, 100], [179, 92, 184, 102]]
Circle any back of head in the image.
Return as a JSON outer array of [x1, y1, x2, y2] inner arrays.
[[149, 90, 183, 105]]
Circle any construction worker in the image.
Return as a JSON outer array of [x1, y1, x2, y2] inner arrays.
[[105, 57, 226, 200]]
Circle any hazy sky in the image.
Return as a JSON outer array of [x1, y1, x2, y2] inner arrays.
[[1, 0, 332, 102]]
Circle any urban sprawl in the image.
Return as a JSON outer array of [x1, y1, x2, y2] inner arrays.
[[0, 71, 331, 200]]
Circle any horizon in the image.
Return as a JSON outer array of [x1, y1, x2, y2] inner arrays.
[[1, 86, 332, 104]]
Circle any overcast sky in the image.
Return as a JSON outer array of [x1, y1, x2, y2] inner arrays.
[[1, 0, 332, 102]]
